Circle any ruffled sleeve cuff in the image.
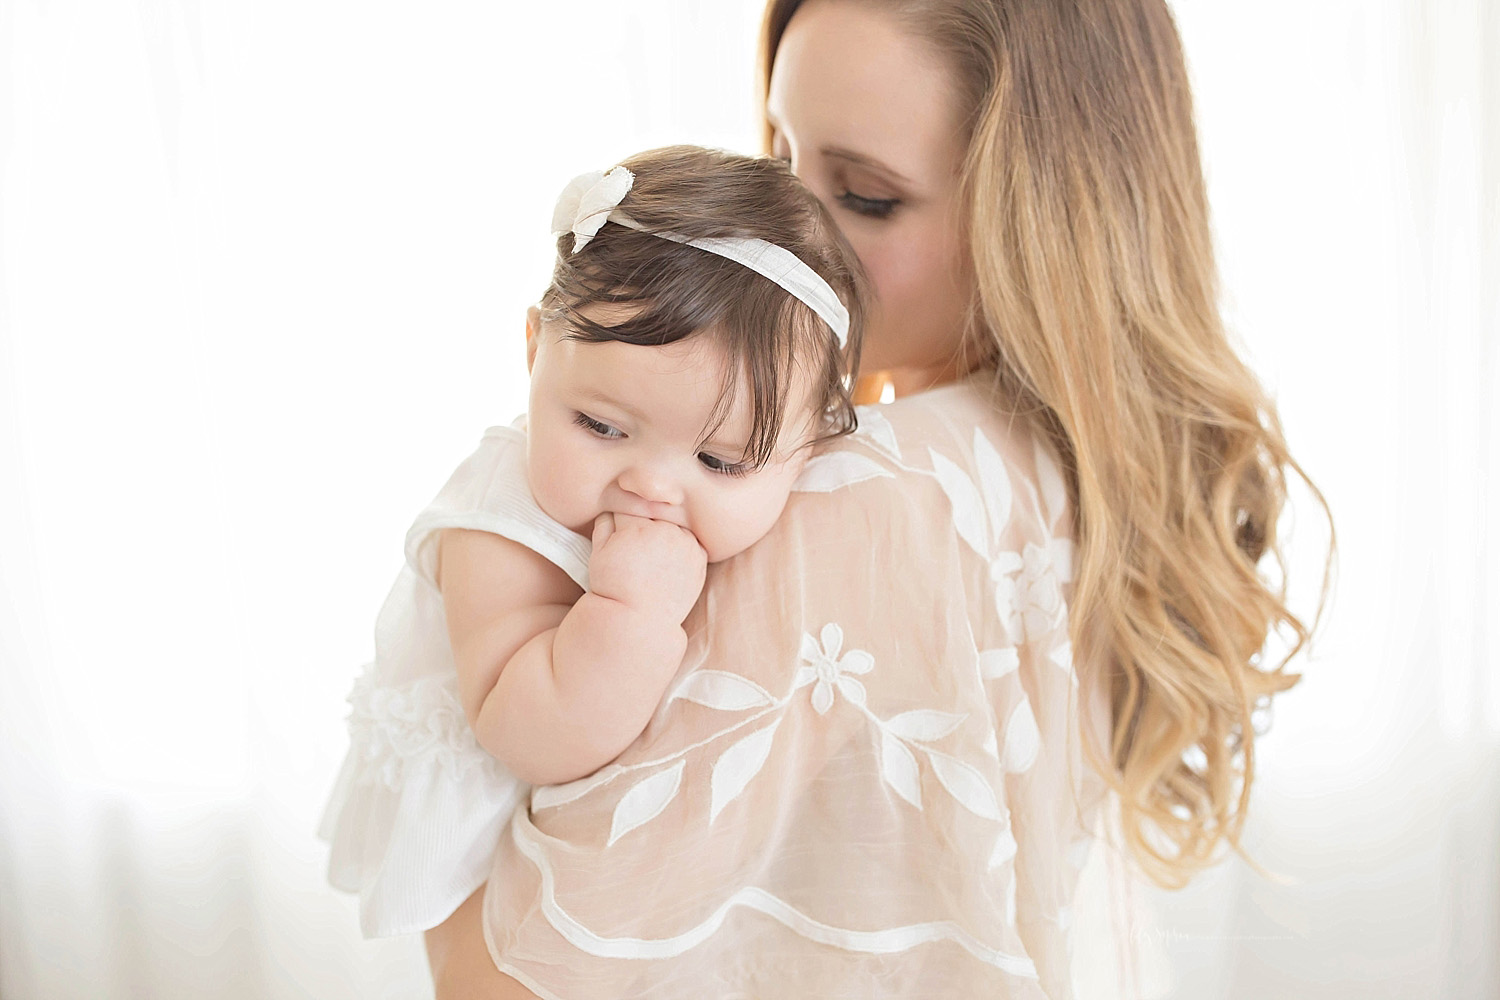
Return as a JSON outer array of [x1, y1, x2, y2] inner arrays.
[[318, 667, 527, 937]]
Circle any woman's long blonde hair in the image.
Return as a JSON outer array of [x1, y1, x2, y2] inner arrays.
[[762, 0, 1332, 888]]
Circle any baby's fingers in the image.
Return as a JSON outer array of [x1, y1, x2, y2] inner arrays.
[[591, 512, 616, 550]]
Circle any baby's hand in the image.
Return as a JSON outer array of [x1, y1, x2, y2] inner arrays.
[[588, 512, 707, 625]]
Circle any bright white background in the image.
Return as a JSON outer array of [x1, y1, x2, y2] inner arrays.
[[0, 1, 1494, 997]]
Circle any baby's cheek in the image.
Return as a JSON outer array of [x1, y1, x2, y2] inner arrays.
[[700, 482, 797, 564], [528, 455, 592, 534]]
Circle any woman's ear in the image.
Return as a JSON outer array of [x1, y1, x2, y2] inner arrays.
[[525, 305, 542, 373]]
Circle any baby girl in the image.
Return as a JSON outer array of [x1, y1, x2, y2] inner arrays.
[[439, 145, 866, 787], [322, 144, 864, 935]]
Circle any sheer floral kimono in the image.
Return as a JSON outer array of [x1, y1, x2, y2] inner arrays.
[[321, 376, 1131, 999]]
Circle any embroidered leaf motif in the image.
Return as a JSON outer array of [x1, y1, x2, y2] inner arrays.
[[855, 407, 902, 460], [710, 720, 780, 823], [988, 824, 1018, 870], [978, 648, 1020, 681], [532, 765, 619, 811], [1001, 698, 1041, 773], [927, 750, 1003, 821], [669, 670, 776, 711], [1047, 640, 1074, 674], [929, 446, 989, 558], [886, 709, 965, 743], [607, 761, 684, 846], [881, 730, 922, 809], [1033, 438, 1068, 529], [793, 451, 893, 493], [1050, 537, 1077, 584], [972, 429, 1013, 540]]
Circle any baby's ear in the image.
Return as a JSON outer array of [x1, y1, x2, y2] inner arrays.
[[525, 305, 542, 373]]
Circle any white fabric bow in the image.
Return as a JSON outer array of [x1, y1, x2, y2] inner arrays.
[[551, 166, 635, 253]]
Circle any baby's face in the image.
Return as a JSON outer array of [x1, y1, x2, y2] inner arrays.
[[526, 314, 817, 564]]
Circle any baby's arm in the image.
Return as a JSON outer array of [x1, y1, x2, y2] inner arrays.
[[437, 513, 706, 787]]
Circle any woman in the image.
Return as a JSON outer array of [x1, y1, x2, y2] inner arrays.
[[405, 0, 1326, 995]]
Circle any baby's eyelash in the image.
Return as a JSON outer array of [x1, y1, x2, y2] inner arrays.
[[698, 452, 753, 478], [574, 412, 623, 438], [837, 190, 899, 219]]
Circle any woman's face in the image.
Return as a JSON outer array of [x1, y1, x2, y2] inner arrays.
[[766, 0, 975, 393]]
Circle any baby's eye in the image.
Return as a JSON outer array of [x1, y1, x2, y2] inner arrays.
[[574, 412, 623, 439], [698, 452, 752, 478], [837, 190, 899, 220]]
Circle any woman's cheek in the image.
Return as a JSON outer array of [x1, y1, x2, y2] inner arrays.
[[848, 238, 905, 369], [860, 231, 938, 371]]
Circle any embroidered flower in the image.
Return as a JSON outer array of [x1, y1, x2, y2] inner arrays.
[[794, 623, 874, 715], [990, 540, 1072, 642]]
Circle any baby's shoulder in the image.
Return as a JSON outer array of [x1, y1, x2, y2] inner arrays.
[[405, 418, 592, 593]]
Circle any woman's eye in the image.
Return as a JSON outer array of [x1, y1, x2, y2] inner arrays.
[[698, 452, 752, 478], [837, 190, 899, 220], [574, 412, 623, 439]]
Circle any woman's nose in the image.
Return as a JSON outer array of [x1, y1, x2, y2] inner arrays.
[[617, 461, 684, 506]]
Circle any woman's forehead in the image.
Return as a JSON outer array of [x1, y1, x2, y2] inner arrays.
[[766, 2, 966, 183]]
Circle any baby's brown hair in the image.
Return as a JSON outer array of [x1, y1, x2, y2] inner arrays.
[[540, 145, 866, 468]]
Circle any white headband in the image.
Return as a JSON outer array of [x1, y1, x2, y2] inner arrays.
[[550, 165, 851, 349]]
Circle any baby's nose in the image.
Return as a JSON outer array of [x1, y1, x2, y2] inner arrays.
[[618, 462, 684, 506]]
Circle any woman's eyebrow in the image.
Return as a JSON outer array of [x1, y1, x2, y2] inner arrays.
[[822, 147, 913, 187]]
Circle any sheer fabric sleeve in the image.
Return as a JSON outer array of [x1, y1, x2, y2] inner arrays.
[[318, 422, 591, 937], [479, 381, 1125, 999]]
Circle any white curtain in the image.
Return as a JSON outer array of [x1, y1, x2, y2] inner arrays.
[[1137, 1, 1500, 997], [0, 1, 1493, 997]]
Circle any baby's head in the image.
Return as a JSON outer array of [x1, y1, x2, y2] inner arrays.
[[525, 145, 865, 563]]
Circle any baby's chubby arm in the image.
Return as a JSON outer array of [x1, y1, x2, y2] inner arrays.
[[437, 513, 706, 787]]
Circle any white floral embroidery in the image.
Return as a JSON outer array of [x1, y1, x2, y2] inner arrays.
[[667, 670, 777, 711], [999, 699, 1041, 773], [931, 429, 1076, 644], [608, 761, 684, 846], [793, 451, 894, 493], [977, 647, 1020, 681], [852, 406, 902, 461], [794, 623, 874, 715], [345, 673, 504, 789], [990, 540, 1072, 641], [988, 824, 1018, 871], [709, 720, 781, 823], [928, 428, 1012, 561]]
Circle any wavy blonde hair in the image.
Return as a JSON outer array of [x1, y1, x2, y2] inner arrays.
[[761, 0, 1333, 888]]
